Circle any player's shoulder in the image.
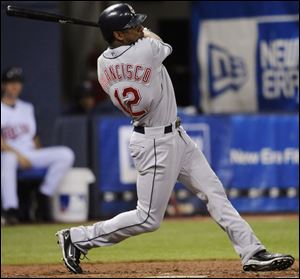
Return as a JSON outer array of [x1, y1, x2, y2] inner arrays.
[[98, 49, 113, 67], [100, 44, 136, 62], [17, 99, 34, 111], [99, 38, 153, 62], [97, 53, 104, 63]]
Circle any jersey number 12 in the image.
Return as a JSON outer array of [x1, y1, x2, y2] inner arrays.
[[114, 87, 146, 117]]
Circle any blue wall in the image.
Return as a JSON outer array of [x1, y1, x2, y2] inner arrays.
[[93, 114, 299, 215]]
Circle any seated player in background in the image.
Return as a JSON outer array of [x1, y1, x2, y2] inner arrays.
[[67, 80, 97, 115], [1, 67, 75, 225], [66, 80, 122, 115]]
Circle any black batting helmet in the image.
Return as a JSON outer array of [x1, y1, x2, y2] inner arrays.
[[1, 67, 24, 83], [98, 3, 147, 43]]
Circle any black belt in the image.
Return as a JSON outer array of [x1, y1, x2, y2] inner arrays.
[[134, 117, 181, 134]]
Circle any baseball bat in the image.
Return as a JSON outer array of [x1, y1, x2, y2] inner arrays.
[[6, 5, 99, 28]]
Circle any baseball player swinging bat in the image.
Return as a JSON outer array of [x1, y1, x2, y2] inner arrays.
[[5, 2, 295, 275]]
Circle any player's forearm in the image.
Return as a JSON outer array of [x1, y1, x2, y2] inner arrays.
[[143, 28, 162, 42]]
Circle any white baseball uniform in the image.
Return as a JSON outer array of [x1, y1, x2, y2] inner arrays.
[[1, 100, 75, 210], [69, 37, 265, 264]]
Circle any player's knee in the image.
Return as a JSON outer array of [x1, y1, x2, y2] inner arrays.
[[146, 221, 160, 232], [1, 152, 18, 168], [143, 216, 161, 232], [59, 147, 75, 166]]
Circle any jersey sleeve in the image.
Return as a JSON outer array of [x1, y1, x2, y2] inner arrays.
[[148, 38, 173, 66]]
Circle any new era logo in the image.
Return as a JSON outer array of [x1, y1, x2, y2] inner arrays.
[[208, 44, 248, 98]]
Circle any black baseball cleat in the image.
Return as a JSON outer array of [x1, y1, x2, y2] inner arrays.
[[243, 249, 294, 272], [56, 229, 84, 274]]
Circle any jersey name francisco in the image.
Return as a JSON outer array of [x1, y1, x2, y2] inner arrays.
[[102, 63, 152, 86]]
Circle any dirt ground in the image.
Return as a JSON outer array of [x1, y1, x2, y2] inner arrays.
[[1, 260, 299, 278]]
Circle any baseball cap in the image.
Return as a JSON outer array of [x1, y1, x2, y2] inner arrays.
[[1, 67, 24, 83]]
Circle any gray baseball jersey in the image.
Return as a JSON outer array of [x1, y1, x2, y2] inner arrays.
[[98, 37, 177, 127], [68, 36, 265, 265]]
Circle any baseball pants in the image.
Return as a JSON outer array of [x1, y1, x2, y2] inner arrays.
[[70, 125, 265, 264], [1, 146, 74, 210]]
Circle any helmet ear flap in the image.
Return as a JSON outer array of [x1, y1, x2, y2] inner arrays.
[[101, 29, 114, 44], [107, 33, 114, 44]]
